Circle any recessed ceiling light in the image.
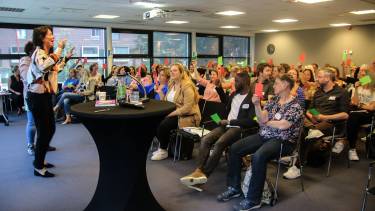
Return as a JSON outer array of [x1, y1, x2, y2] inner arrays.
[[261, 29, 280, 32], [330, 23, 351, 27], [165, 20, 189, 24], [350, 10, 375, 15], [93, 15, 119, 19], [216, 10, 245, 16], [294, 0, 333, 4], [272, 18, 299, 23], [220, 25, 240, 29], [133, 2, 164, 8]]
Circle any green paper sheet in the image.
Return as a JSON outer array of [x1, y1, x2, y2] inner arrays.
[[308, 108, 320, 116], [217, 56, 223, 65], [359, 75, 372, 86], [210, 113, 221, 124], [253, 116, 258, 122]]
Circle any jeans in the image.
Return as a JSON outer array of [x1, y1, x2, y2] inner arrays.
[[27, 92, 56, 170], [157, 116, 178, 149], [197, 126, 241, 176], [347, 111, 372, 149], [227, 134, 293, 204], [56, 92, 85, 115], [26, 111, 36, 146]]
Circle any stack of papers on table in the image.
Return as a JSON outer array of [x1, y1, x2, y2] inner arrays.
[[95, 100, 116, 107]]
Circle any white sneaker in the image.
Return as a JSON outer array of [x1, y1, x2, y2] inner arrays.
[[283, 165, 301, 180], [348, 149, 359, 161], [332, 141, 344, 154], [151, 148, 168, 161]]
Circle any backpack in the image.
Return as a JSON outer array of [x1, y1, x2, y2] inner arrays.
[[168, 129, 199, 160], [242, 166, 277, 206], [306, 138, 331, 167]]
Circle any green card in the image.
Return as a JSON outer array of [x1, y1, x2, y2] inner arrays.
[[253, 116, 258, 122], [217, 56, 223, 65], [210, 113, 221, 124], [192, 52, 197, 60], [308, 108, 320, 116], [359, 75, 372, 86]]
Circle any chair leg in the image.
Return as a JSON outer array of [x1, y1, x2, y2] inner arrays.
[[300, 164, 305, 192], [178, 133, 182, 160], [174, 133, 180, 162], [327, 127, 336, 177], [347, 144, 351, 168], [361, 192, 368, 211], [274, 143, 284, 200]]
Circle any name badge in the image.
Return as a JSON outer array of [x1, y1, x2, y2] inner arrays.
[[242, 104, 249, 109], [328, 96, 336, 100], [274, 113, 282, 120]]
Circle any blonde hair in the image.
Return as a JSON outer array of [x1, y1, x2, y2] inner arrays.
[[170, 63, 199, 103]]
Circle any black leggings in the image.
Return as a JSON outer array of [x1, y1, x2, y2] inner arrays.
[[27, 92, 56, 169], [347, 111, 372, 149], [156, 116, 178, 150]]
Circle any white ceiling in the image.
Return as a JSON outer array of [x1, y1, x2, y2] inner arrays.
[[0, 0, 375, 36]]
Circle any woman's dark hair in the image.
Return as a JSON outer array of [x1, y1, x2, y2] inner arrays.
[[124, 66, 131, 73], [278, 74, 295, 90], [197, 67, 206, 76], [24, 41, 35, 56], [32, 25, 53, 48], [12, 65, 19, 73], [280, 63, 290, 73], [303, 69, 315, 82], [236, 72, 250, 86], [89, 63, 98, 72]]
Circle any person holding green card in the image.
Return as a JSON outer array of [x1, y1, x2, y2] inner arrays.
[[347, 65, 375, 161], [180, 72, 258, 189], [284, 67, 350, 180]]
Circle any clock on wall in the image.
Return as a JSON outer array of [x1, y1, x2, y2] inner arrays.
[[267, 44, 275, 55]]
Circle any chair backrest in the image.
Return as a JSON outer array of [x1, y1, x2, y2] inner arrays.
[[199, 99, 226, 130]]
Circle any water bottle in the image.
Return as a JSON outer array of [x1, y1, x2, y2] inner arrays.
[[116, 79, 126, 102]]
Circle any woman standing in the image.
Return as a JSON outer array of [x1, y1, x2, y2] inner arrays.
[[27, 26, 72, 177], [8, 65, 24, 115], [151, 63, 201, 161]]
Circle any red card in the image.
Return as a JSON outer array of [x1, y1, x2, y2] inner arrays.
[[299, 52, 305, 63], [255, 83, 264, 99], [102, 63, 107, 70], [164, 58, 169, 65], [267, 58, 273, 65]]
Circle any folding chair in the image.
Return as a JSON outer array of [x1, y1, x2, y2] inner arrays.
[[361, 161, 375, 211], [324, 120, 350, 177], [364, 114, 375, 159], [273, 123, 305, 204]]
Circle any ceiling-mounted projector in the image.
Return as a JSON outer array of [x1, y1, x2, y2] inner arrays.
[[143, 8, 166, 20]]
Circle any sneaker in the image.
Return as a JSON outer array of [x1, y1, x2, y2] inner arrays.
[[283, 165, 301, 180], [151, 148, 168, 161], [217, 187, 242, 202], [348, 149, 359, 161], [233, 199, 261, 211], [27, 144, 34, 156], [332, 141, 344, 154], [180, 169, 208, 186]]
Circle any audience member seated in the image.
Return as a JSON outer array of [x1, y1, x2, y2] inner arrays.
[[283, 68, 349, 179], [180, 72, 258, 187], [61, 69, 79, 93], [301, 67, 317, 107], [331, 66, 346, 88], [217, 74, 303, 210], [347, 66, 375, 161], [251, 63, 274, 102], [154, 67, 170, 100], [222, 66, 238, 94], [88, 63, 102, 86], [288, 68, 305, 108], [193, 66, 223, 103], [151, 63, 201, 161], [272, 65, 282, 79], [53, 64, 97, 124], [106, 66, 119, 86], [8, 65, 24, 115]]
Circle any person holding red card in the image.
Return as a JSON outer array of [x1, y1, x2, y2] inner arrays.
[[251, 63, 274, 103]]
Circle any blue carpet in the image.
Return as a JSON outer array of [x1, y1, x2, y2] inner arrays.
[[0, 114, 374, 211]]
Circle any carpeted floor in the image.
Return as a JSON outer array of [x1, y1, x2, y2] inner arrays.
[[0, 114, 374, 211]]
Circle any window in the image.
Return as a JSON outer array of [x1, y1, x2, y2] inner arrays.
[[197, 36, 219, 55], [153, 58, 188, 67], [223, 36, 249, 57], [82, 46, 99, 57], [0, 60, 12, 90], [112, 33, 120, 41], [153, 32, 189, 57], [113, 58, 150, 71], [16, 29, 27, 39], [112, 32, 148, 55], [91, 29, 100, 39]]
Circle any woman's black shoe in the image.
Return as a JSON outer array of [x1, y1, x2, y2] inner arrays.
[[47, 146, 56, 151], [34, 170, 55, 178], [44, 163, 55, 168]]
